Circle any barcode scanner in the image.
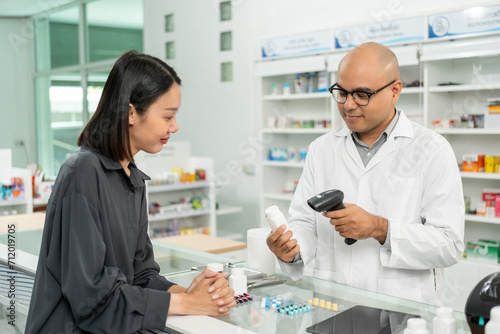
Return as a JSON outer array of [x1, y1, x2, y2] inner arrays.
[[307, 189, 357, 245]]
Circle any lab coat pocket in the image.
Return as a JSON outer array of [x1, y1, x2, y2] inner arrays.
[[378, 176, 420, 224], [378, 276, 422, 302]]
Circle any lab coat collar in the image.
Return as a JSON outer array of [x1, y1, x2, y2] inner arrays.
[[334, 109, 413, 140], [334, 109, 414, 172]]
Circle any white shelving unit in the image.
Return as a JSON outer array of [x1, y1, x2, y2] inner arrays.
[[135, 141, 216, 237], [256, 54, 335, 221], [420, 34, 500, 311], [216, 205, 243, 216], [147, 181, 211, 193], [460, 172, 500, 180]]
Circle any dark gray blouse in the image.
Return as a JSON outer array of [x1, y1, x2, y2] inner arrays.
[[26, 146, 175, 334]]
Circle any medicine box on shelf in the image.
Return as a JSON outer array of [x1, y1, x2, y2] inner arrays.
[[466, 240, 500, 264]]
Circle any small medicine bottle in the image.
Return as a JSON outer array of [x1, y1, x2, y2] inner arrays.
[[432, 307, 456, 334], [283, 83, 291, 95], [229, 268, 247, 296], [404, 318, 429, 334], [486, 306, 500, 334], [207, 263, 223, 272]]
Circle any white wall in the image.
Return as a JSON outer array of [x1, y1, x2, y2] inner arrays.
[[144, 0, 260, 238], [0, 18, 36, 169], [143, 0, 499, 239]]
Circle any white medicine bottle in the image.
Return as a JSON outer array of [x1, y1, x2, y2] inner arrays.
[[486, 306, 500, 334], [229, 268, 247, 296], [404, 318, 429, 334], [265, 205, 288, 233], [432, 307, 456, 334]]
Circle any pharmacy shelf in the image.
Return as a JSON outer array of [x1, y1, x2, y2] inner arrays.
[[262, 92, 331, 101], [460, 172, 500, 180], [148, 208, 211, 222], [33, 198, 48, 206], [263, 192, 294, 201], [262, 128, 330, 134], [0, 198, 28, 207], [263, 161, 305, 168], [460, 258, 500, 271], [216, 205, 243, 216], [147, 181, 211, 193], [400, 87, 424, 94], [429, 82, 500, 92], [217, 230, 244, 241], [435, 129, 500, 135], [465, 214, 500, 225]]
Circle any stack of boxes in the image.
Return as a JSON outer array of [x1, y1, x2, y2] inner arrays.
[[466, 189, 500, 263], [475, 189, 500, 218]]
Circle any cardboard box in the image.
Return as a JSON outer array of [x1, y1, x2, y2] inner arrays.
[[317, 72, 330, 92], [483, 188, 500, 203], [463, 154, 479, 172], [485, 105, 500, 129], [496, 194, 500, 218], [467, 241, 500, 263]]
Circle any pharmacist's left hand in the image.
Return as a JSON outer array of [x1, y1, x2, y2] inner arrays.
[[323, 203, 388, 244]]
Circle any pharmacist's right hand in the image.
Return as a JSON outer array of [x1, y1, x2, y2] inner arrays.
[[266, 225, 300, 263]]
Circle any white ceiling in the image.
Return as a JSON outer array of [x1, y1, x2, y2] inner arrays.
[[0, 0, 143, 28]]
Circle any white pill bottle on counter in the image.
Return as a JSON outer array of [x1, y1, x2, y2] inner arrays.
[[432, 307, 456, 334], [486, 306, 500, 334], [246, 228, 276, 276], [404, 318, 429, 334], [229, 268, 247, 296]]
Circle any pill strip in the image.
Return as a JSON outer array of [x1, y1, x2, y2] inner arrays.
[[234, 293, 254, 304], [307, 298, 341, 311], [277, 303, 311, 316], [260, 297, 282, 309]]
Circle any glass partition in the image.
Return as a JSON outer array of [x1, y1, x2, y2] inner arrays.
[[36, 73, 83, 177], [87, 71, 109, 118], [35, 6, 80, 71], [34, 0, 144, 176], [86, 0, 143, 63]]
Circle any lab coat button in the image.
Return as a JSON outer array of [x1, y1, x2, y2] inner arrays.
[[128, 191, 133, 196]]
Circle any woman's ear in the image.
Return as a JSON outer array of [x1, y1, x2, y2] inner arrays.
[[128, 103, 136, 125]]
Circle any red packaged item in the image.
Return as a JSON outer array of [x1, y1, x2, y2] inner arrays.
[[484, 189, 500, 203], [496, 194, 500, 218]]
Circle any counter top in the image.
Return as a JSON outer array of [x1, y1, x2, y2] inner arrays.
[[163, 269, 472, 334], [0, 214, 473, 334]]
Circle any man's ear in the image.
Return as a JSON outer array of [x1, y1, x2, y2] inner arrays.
[[128, 103, 136, 125], [391, 80, 403, 102]]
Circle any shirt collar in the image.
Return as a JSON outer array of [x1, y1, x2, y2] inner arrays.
[[80, 146, 151, 187]]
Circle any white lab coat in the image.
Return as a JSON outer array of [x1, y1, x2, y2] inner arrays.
[[279, 110, 465, 305]]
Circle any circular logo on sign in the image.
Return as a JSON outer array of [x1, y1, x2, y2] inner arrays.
[[336, 30, 352, 48], [263, 41, 275, 57], [431, 16, 450, 37]]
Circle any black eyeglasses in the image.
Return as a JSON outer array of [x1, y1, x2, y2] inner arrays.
[[328, 80, 396, 106]]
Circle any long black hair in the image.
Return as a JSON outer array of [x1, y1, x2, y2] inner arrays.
[[78, 50, 181, 162]]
